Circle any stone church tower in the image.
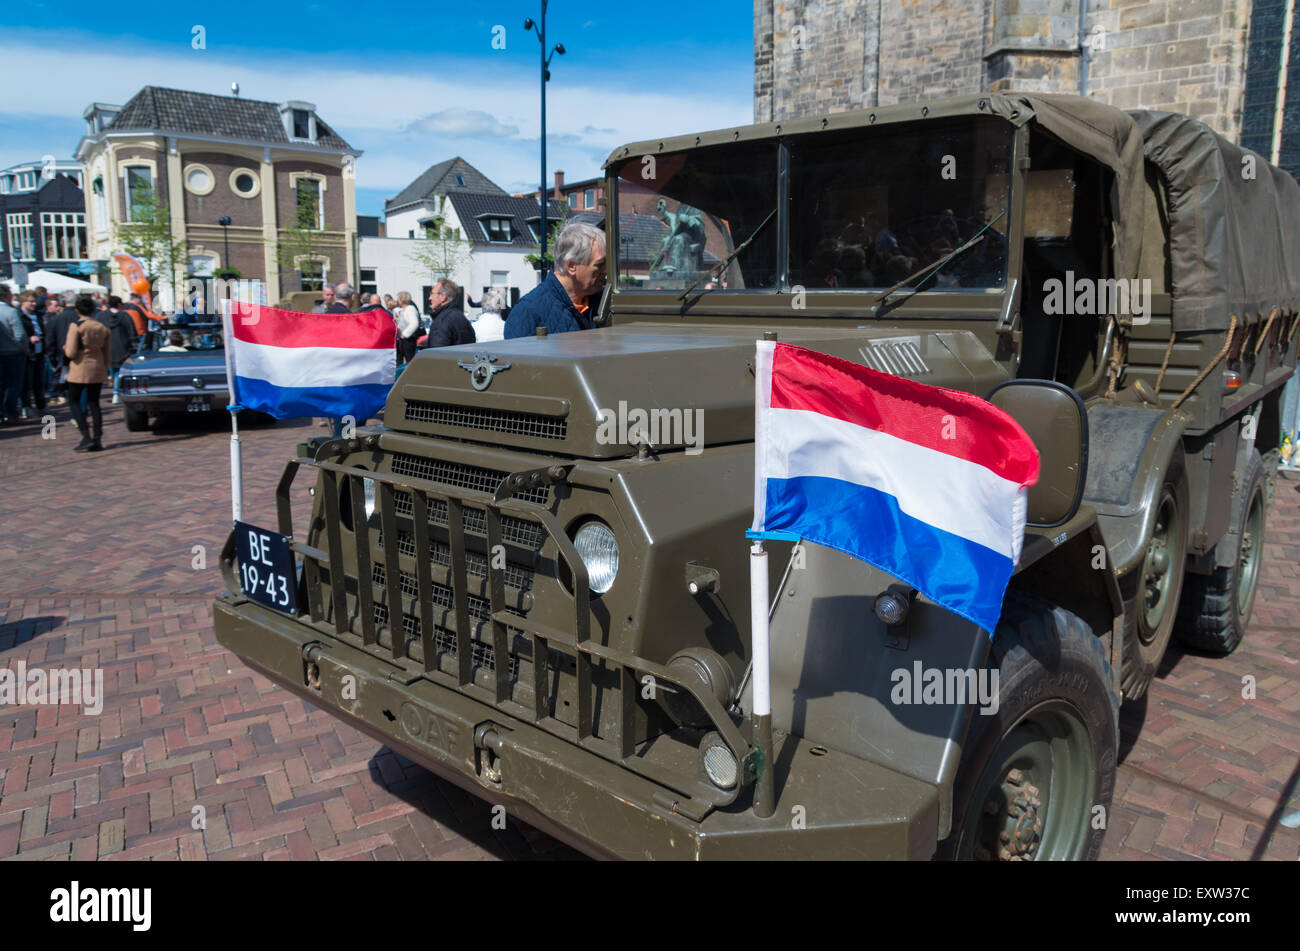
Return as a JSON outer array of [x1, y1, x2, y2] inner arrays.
[[754, 0, 1297, 172]]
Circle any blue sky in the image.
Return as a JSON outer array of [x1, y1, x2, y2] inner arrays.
[[0, 1, 755, 217]]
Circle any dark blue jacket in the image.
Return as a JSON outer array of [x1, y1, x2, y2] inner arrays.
[[503, 272, 594, 339]]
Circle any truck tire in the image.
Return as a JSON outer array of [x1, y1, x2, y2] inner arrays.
[[1120, 447, 1188, 700], [124, 406, 150, 432], [939, 591, 1119, 861], [1175, 448, 1266, 655]]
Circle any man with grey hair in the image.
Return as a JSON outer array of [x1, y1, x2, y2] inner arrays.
[[505, 221, 606, 338], [326, 282, 354, 314], [425, 279, 475, 348], [312, 283, 337, 313]]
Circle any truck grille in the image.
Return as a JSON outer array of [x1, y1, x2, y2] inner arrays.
[[373, 599, 523, 681], [377, 529, 535, 593], [391, 489, 546, 550], [390, 453, 550, 506], [405, 400, 568, 440]]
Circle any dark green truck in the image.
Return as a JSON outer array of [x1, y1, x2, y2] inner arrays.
[[215, 94, 1300, 859]]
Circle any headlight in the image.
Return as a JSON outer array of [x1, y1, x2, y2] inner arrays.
[[699, 732, 738, 790], [362, 478, 376, 519], [573, 521, 618, 594]]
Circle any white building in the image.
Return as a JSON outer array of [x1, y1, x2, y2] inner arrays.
[[369, 157, 567, 313]]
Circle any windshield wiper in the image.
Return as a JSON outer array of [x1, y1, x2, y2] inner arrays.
[[678, 207, 777, 300], [871, 209, 1006, 310]]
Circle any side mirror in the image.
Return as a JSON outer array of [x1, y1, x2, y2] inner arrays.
[[986, 379, 1088, 527]]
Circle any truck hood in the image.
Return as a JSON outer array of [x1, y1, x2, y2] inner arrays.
[[385, 323, 1003, 458]]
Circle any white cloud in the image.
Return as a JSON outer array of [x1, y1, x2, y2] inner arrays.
[[0, 32, 753, 212], [405, 107, 520, 137]]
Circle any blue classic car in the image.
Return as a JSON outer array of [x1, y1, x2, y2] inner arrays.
[[118, 320, 254, 432]]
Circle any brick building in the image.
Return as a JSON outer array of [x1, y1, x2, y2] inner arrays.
[[75, 86, 360, 306], [754, 1, 1300, 177]]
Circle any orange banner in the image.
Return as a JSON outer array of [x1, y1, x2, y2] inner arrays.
[[112, 252, 163, 323]]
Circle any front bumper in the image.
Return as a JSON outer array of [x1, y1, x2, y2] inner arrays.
[[215, 594, 940, 860]]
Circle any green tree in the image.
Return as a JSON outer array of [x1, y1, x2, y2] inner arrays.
[[524, 203, 569, 271], [276, 180, 334, 289], [406, 203, 472, 283], [114, 182, 187, 298]]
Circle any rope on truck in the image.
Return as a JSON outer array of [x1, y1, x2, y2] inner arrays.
[[1254, 306, 1280, 356], [1172, 313, 1237, 410]]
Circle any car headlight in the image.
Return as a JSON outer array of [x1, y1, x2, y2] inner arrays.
[[362, 477, 376, 519], [573, 521, 618, 594]]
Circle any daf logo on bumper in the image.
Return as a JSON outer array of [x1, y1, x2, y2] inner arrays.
[[457, 352, 512, 391]]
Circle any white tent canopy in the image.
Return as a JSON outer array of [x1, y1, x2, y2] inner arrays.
[[14, 269, 108, 293]]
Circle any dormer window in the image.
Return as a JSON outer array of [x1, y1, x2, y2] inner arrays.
[[280, 101, 318, 142], [481, 217, 512, 242], [82, 103, 121, 135], [455, 173, 465, 187]]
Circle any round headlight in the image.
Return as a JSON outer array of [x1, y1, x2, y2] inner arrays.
[[362, 478, 376, 519], [700, 732, 738, 790], [573, 521, 619, 594]]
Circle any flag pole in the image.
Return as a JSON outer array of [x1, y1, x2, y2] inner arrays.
[[750, 539, 776, 817], [220, 300, 243, 523]]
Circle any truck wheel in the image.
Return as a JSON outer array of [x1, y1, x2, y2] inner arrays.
[[124, 406, 150, 432], [939, 591, 1119, 861], [1175, 448, 1266, 655], [1120, 447, 1188, 699]]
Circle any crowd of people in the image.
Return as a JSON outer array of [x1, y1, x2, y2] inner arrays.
[[306, 221, 608, 355], [0, 285, 146, 445], [305, 278, 511, 359], [0, 221, 610, 444]]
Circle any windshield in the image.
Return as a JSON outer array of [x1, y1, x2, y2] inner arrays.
[[788, 116, 1011, 290], [612, 141, 779, 291], [145, 325, 224, 352], [613, 115, 1012, 294]]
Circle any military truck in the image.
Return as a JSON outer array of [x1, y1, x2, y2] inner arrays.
[[214, 94, 1300, 860]]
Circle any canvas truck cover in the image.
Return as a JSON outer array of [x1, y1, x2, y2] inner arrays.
[[1129, 110, 1300, 334]]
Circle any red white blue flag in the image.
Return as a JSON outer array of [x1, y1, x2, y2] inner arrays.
[[750, 341, 1040, 633], [222, 303, 396, 420]]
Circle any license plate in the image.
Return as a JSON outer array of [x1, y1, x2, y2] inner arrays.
[[186, 395, 211, 412], [235, 520, 299, 615]]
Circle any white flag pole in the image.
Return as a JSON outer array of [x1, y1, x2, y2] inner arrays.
[[750, 539, 776, 817], [750, 335, 777, 818], [220, 299, 243, 524]]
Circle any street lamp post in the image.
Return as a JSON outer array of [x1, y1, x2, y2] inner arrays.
[[620, 234, 632, 282], [218, 216, 231, 271], [525, 4, 565, 271]]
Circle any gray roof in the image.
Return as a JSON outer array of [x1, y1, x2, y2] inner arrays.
[[107, 86, 354, 152], [386, 158, 506, 212], [446, 193, 568, 248], [571, 210, 720, 266]]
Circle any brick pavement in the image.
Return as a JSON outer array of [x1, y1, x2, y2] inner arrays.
[[1, 399, 1298, 860]]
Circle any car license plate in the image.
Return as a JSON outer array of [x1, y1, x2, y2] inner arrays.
[[186, 395, 211, 412], [234, 520, 299, 615]]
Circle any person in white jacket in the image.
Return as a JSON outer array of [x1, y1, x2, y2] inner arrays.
[[394, 291, 421, 362], [472, 287, 507, 343]]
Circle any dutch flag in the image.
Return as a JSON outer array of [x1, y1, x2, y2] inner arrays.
[[750, 340, 1040, 634], [221, 303, 397, 420]]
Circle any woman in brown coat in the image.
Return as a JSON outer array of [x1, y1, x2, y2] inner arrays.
[[64, 295, 111, 451]]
